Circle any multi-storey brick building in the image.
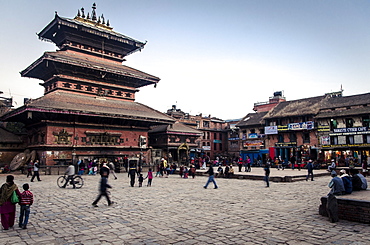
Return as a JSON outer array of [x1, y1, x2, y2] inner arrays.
[[315, 92, 370, 166], [166, 105, 228, 160], [263, 95, 323, 163]]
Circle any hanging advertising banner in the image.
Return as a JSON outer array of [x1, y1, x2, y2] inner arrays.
[[265, 126, 278, 135], [287, 121, 314, 130]]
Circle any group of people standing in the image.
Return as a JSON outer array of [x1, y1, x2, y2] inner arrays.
[[0, 175, 34, 230], [237, 157, 251, 172]]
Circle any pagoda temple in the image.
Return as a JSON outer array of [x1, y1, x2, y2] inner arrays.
[[1, 4, 174, 167]]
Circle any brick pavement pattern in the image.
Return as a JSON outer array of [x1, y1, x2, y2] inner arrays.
[[0, 171, 369, 245]]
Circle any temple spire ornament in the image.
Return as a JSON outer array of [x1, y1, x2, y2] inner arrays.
[[101, 14, 105, 25], [92, 3, 97, 21], [81, 8, 85, 18]]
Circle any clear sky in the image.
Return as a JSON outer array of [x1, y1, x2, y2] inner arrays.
[[1, 0, 370, 120]]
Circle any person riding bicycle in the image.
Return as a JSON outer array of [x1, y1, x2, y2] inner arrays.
[[62, 163, 76, 188]]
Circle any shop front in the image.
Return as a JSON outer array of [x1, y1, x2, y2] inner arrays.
[[320, 126, 370, 167]]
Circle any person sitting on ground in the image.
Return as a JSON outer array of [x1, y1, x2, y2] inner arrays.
[[339, 169, 352, 194], [229, 165, 234, 177], [350, 169, 367, 191], [217, 166, 223, 177], [224, 165, 230, 178], [328, 171, 345, 196], [328, 159, 336, 172]]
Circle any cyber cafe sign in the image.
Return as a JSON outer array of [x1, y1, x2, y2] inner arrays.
[[333, 127, 368, 133]]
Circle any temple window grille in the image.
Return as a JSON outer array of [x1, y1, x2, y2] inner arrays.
[[75, 84, 82, 90], [63, 83, 72, 88]]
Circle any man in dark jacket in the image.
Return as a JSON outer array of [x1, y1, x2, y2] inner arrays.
[[92, 171, 112, 207], [306, 160, 314, 181], [203, 164, 218, 189], [128, 163, 137, 187]]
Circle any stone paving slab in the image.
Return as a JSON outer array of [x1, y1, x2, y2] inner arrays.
[[0, 173, 369, 245]]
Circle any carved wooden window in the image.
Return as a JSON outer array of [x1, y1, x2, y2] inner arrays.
[[53, 129, 72, 145], [85, 132, 122, 145]]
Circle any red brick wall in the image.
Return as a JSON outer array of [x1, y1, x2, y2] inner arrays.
[[320, 196, 370, 224]]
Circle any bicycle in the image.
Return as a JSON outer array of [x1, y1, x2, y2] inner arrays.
[[57, 175, 84, 189]]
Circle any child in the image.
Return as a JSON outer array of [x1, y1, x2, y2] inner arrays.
[[92, 171, 113, 207], [146, 168, 153, 187], [138, 174, 144, 187], [19, 183, 33, 229], [183, 167, 189, 178]]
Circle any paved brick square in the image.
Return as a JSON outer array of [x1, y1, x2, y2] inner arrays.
[[0, 172, 369, 245]]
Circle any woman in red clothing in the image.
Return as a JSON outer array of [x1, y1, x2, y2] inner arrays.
[[0, 175, 21, 230]]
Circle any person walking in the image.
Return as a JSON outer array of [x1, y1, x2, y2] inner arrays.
[[26, 161, 33, 178], [30, 160, 41, 182], [0, 175, 21, 230], [306, 160, 314, 181], [18, 183, 33, 229], [146, 168, 153, 187], [92, 171, 113, 207], [203, 164, 218, 189], [138, 174, 144, 187], [128, 163, 137, 187], [108, 162, 118, 180], [264, 162, 270, 187]]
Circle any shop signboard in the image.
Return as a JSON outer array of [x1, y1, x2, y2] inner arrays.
[[265, 126, 278, 135], [318, 125, 330, 132], [333, 127, 369, 134], [287, 121, 314, 130], [243, 141, 263, 148], [322, 143, 370, 148], [248, 133, 258, 139], [275, 142, 297, 147], [202, 146, 211, 151], [228, 137, 240, 141]]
